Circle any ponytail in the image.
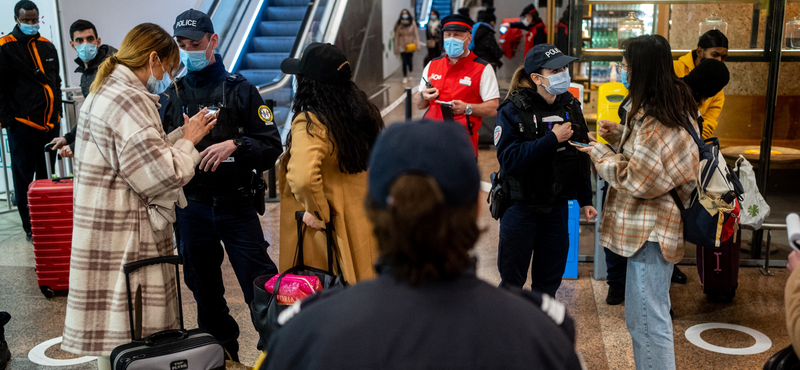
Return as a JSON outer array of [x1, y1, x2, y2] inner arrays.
[[506, 65, 536, 99], [88, 23, 179, 95]]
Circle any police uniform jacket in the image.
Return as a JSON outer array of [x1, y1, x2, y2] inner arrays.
[[261, 263, 582, 370], [0, 25, 62, 132], [160, 55, 282, 198], [495, 88, 592, 209], [74, 44, 117, 98]]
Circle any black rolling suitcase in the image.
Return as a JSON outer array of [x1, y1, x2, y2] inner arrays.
[[696, 230, 741, 302], [110, 256, 225, 370]]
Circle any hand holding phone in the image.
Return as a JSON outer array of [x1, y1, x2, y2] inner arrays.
[[568, 140, 592, 148]]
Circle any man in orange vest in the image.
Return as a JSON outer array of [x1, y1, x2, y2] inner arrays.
[[0, 0, 62, 242], [415, 14, 500, 157]]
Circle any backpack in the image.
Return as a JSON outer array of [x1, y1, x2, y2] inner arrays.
[[670, 121, 744, 247]]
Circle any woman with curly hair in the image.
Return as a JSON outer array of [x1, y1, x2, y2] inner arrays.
[[278, 43, 384, 283]]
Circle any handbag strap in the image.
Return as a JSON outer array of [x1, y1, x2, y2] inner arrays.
[[293, 211, 343, 275]]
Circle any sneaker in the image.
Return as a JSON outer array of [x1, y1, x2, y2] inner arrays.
[[671, 265, 687, 284], [605, 285, 625, 305], [25, 232, 32, 243], [402, 77, 408, 84]]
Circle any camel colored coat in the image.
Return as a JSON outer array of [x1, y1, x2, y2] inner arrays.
[[278, 112, 378, 283]]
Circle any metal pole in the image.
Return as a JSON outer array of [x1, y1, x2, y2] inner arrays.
[[752, 0, 786, 259], [0, 132, 11, 210], [267, 167, 278, 202], [593, 174, 607, 280], [404, 87, 412, 121]]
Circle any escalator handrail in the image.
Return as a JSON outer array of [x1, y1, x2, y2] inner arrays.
[[257, 0, 321, 96], [418, 0, 433, 28]]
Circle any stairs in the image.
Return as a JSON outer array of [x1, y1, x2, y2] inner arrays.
[[235, 0, 311, 127], [416, 0, 452, 22]]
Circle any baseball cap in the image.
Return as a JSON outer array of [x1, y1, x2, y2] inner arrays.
[[521, 3, 537, 17], [441, 14, 474, 33], [280, 43, 351, 85], [524, 43, 577, 73], [368, 120, 480, 209], [173, 9, 214, 40]]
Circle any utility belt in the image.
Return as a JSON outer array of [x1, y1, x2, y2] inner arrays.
[[186, 188, 252, 207]]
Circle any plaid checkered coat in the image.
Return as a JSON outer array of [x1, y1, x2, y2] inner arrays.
[[591, 109, 699, 264], [61, 65, 200, 355]]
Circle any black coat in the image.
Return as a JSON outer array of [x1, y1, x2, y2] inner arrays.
[[0, 25, 62, 132], [74, 44, 117, 98], [472, 23, 504, 70]]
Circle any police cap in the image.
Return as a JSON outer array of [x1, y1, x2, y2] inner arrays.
[[524, 43, 577, 74], [174, 9, 214, 40]]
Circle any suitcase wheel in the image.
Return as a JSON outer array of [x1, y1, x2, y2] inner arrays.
[[705, 290, 736, 303], [39, 285, 54, 298]]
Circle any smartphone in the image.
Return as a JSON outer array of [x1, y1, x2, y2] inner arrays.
[[568, 140, 592, 148], [202, 105, 220, 116], [499, 26, 508, 34], [421, 76, 434, 89]]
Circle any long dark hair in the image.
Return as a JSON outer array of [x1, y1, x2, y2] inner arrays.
[[284, 75, 384, 174], [395, 9, 415, 30], [622, 35, 696, 129]]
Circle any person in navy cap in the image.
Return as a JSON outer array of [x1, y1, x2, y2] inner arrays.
[[493, 44, 597, 297], [260, 119, 582, 370], [159, 8, 282, 361], [415, 13, 499, 157], [502, 3, 548, 57]]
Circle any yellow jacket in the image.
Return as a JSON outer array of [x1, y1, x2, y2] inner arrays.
[[673, 52, 725, 139]]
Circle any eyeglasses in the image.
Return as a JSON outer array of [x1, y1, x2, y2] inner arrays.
[[614, 63, 629, 74]]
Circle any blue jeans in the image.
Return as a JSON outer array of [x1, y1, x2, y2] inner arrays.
[[497, 202, 569, 297], [625, 241, 676, 370], [177, 198, 278, 355]]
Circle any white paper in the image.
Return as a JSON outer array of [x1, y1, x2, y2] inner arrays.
[[788, 213, 800, 252]]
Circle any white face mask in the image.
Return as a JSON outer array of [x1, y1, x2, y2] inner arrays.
[[521, 18, 530, 27]]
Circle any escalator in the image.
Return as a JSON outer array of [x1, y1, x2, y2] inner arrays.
[[416, 0, 451, 22]]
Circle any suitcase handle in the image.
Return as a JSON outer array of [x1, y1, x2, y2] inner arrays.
[[143, 329, 189, 346], [122, 256, 184, 341], [43, 143, 72, 181]]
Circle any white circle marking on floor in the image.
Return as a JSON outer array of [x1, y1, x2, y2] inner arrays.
[[685, 323, 772, 355], [28, 336, 97, 366]]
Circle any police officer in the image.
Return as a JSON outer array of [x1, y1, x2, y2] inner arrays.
[[494, 44, 597, 297], [160, 9, 281, 361], [416, 14, 500, 157]]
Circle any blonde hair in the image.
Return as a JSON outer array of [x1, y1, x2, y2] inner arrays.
[[505, 65, 537, 99], [90, 23, 180, 94]]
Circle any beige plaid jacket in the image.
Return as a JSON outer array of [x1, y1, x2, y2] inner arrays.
[[591, 110, 699, 263], [62, 65, 200, 355]]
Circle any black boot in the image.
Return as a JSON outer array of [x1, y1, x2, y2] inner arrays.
[[671, 265, 687, 284], [606, 284, 625, 305], [0, 312, 10, 370]]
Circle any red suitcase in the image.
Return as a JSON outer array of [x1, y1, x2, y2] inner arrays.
[[27, 144, 73, 298]]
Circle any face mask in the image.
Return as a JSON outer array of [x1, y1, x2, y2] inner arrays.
[[521, 18, 530, 27], [620, 69, 630, 90], [402, 14, 409, 19], [444, 37, 465, 58], [76, 42, 98, 63], [146, 56, 172, 95], [538, 70, 571, 95], [18, 22, 39, 36], [180, 42, 212, 72], [430, 15, 438, 21]]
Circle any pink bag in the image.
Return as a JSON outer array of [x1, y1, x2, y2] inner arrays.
[[265, 274, 323, 305]]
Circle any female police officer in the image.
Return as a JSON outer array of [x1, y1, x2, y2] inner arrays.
[[494, 44, 597, 297]]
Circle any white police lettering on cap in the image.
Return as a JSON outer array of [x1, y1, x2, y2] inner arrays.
[[494, 125, 502, 145], [545, 48, 562, 58], [176, 19, 197, 28]]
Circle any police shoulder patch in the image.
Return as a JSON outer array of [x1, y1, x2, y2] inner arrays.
[[258, 105, 274, 124], [494, 125, 502, 145]]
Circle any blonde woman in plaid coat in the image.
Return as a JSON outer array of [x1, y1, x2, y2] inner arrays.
[[62, 24, 215, 365], [579, 35, 699, 370]]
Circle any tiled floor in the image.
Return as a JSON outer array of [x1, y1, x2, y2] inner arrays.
[[1, 49, 796, 370]]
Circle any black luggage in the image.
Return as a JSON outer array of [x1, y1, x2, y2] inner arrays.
[[696, 229, 741, 302], [110, 256, 225, 370], [250, 211, 347, 344]]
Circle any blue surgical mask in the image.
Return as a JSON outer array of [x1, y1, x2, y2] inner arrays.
[[76, 42, 98, 63], [539, 70, 571, 95], [620, 69, 630, 90], [444, 37, 465, 58], [179, 43, 211, 72], [146, 56, 173, 95], [19, 23, 39, 36]]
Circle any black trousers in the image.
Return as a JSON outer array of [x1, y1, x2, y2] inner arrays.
[[400, 52, 414, 77], [498, 202, 569, 297], [6, 125, 57, 233]]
